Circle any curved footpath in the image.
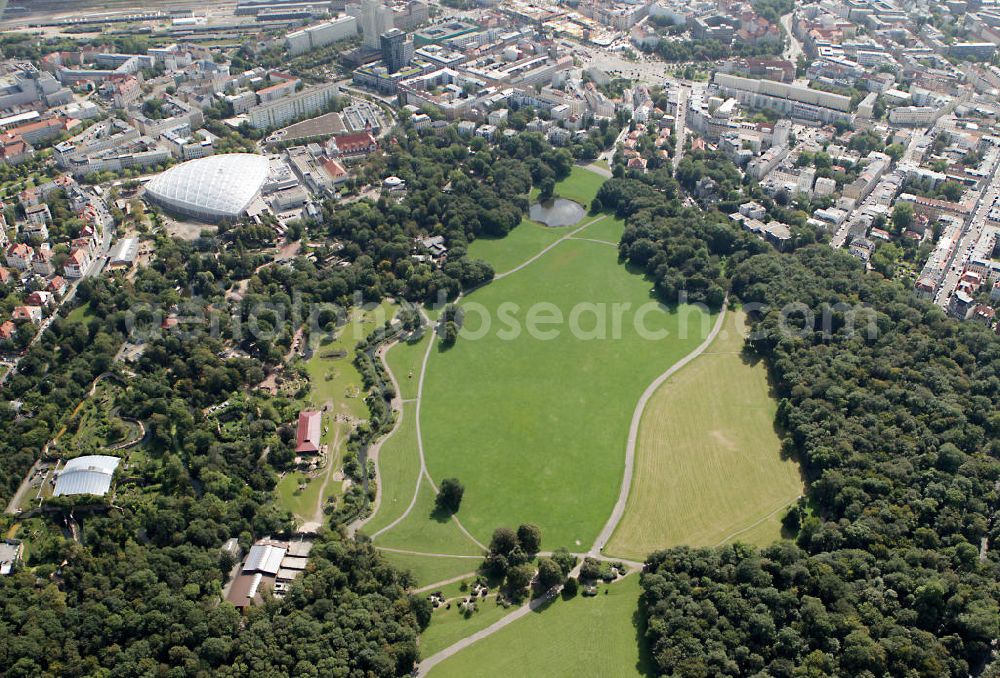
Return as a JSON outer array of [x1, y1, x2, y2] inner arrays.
[[494, 214, 608, 280], [590, 299, 728, 556], [367, 308, 486, 552], [347, 338, 407, 537], [415, 302, 728, 675]]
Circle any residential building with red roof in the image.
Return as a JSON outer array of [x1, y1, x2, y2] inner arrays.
[[12, 306, 42, 324], [7, 118, 65, 145], [47, 276, 68, 295], [0, 135, 32, 165], [32, 247, 54, 276], [5, 243, 32, 271], [63, 248, 91, 278]]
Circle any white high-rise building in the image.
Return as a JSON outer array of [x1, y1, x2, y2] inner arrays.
[[361, 0, 393, 49]]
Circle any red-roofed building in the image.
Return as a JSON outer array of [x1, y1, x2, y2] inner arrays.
[[47, 276, 68, 295], [321, 157, 349, 184], [13, 119, 63, 144], [63, 248, 91, 278], [295, 410, 322, 454], [0, 134, 32, 165], [329, 131, 378, 159], [12, 305, 42, 324], [257, 78, 300, 104], [0, 267, 11, 284], [25, 291, 53, 307], [5, 243, 32, 271], [0, 320, 15, 340], [32, 247, 54, 276], [109, 74, 141, 109]]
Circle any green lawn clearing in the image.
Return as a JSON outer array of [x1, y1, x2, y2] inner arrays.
[[379, 550, 481, 589], [427, 574, 651, 677], [420, 237, 712, 550], [386, 331, 429, 401], [575, 213, 626, 244], [419, 582, 512, 657], [374, 476, 482, 556], [605, 310, 803, 559], [362, 403, 421, 535], [548, 166, 606, 207], [302, 301, 395, 420], [467, 217, 567, 275], [65, 304, 96, 324]]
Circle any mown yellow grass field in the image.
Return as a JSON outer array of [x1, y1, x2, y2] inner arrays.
[[606, 310, 803, 559]]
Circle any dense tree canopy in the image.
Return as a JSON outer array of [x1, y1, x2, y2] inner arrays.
[[641, 245, 1000, 677]]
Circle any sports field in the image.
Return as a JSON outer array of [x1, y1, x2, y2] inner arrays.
[[605, 311, 803, 559], [427, 574, 651, 677]]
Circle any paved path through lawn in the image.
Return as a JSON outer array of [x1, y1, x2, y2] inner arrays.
[[417, 569, 639, 676], [494, 214, 608, 280], [370, 308, 487, 552], [590, 299, 728, 557]]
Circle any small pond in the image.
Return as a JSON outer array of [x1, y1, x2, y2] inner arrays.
[[529, 198, 585, 227]]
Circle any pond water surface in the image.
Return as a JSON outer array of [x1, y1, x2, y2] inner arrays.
[[529, 198, 586, 227]]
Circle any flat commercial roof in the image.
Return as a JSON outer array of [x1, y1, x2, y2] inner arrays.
[[53, 455, 121, 497], [281, 555, 308, 570]]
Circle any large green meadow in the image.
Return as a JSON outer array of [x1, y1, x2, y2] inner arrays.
[[606, 311, 803, 558]]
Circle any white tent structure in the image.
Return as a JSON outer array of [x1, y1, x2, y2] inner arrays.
[[53, 455, 121, 497], [144, 153, 269, 223]]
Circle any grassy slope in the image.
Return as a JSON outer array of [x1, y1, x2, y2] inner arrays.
[[605, 311, 804, 559], [421, 239, 710, 549], [428, 575, 651, 677], [380, 550, 480, 589], [386, 331, 429, 401], [375, 476, 482, 555], [467, 218, 566, 275], [362, 403, 421, 535]]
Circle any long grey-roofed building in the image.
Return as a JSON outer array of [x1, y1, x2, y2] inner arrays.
[[53, 455, 121, 497], [243, 543, 286, 575], [108, 238, 139, 268]]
